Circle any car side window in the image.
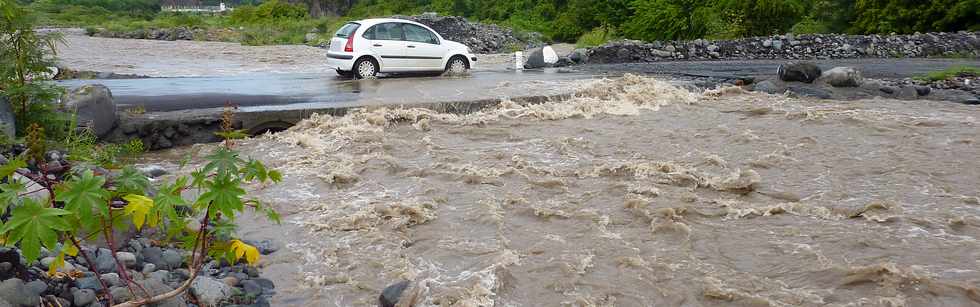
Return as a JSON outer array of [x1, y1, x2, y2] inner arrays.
[[365, 23, 404, 41], [361, 26, 375, 40], [403, 24, 439, 44]]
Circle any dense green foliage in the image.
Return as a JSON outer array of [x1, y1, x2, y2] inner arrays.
[[345, 0, 978, 43], [229, 0, 346, 45], [0, 0, 69, 139], [22, 0, 980, 46], [30, 0, 161, 26], [916, 65, 979, 81]]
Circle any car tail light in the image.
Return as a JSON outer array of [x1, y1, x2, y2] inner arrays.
[[344, 35, 354, 52]]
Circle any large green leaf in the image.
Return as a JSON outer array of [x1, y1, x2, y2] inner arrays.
[[0, 159, 26, 180], [114, 166, 150, 195], [0, 198, 71, 262], [152, 177, 188, 225], [203, 147, 243, 177], [56, 170, 110, 229], [0, 180, 26, 213], [196, 173, 245, 220]]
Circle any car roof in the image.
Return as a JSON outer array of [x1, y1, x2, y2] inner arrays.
[[354, 18, 426, 27]]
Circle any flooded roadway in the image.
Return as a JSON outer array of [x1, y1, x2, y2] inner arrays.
[[147, 75, 980, 306], [56, 57, 979, 112]]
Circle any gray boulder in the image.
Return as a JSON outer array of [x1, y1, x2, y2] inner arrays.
[[241, 279, 263, 296], [94, 248, 117, 273], [0, 278, 41, 307], [63, 84, 117, 137], [161, 249, 183, 270], [379, 280, 410, 307], [24, 280, 46, 296], [190, 277, 233, 306], [778, 62, 822, 83], [752, 80, 783, 94], [304, 32, 318, 43], [137, 164, 168, 178], [72, 289, 97, 306], [11, 173, 49, 204], [524, 47, 547, 69], [914, 85, 931, 96], [568, 48, 588, 63], [111, 278, 186, 307], [787, 86, 833, 99], [116, 251, 138, 268], [523, 46, 558, 69], [0, 97, 14, 140], [820, 67, 863, 87]]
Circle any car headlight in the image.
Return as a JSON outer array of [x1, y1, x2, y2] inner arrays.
[[466, 47, 471, 54]]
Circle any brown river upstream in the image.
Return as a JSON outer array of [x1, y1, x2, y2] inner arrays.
[[144, 75, 980, 306]]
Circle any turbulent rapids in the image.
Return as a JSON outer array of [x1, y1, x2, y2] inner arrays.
[[170, 75, 980, 306]]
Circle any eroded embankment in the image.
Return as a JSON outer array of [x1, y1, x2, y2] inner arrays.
[[183, 75, 980, 306]]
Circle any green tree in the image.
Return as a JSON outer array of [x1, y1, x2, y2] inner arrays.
[[623, 0, 720, 41], [0, 0, 67, 137]]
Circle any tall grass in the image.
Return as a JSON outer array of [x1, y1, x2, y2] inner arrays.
[[576, 26, 616, 48], [916, 66, 979, 82]]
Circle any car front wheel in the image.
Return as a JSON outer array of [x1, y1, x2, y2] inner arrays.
[[354, 58, 378, 79], [445, 56, 468, 75]]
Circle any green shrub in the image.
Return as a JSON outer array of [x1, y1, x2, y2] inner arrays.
[[916, 66, 979, 81], [791, 17, 830, 34], [1, 0, 70, 138], [230, 0, 308, 25], [576, 25, 616, 48]]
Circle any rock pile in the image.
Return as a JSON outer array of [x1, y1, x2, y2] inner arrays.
[[0, 147, 280, 307], [587, 32, 980, 64], [62, 84, 118, 138], [0, 235, 278, 307], [394, 14, 542, 54], [91, 27, 197, 41], [750, 61, 978, 104]]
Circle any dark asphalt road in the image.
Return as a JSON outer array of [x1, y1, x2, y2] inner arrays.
[[57, 58, 979, 112]]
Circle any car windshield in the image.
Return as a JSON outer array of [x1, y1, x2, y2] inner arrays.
[[334, 23, 360, 38]]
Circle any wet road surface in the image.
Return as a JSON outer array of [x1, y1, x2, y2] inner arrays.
[[56, 58, 978, 112]]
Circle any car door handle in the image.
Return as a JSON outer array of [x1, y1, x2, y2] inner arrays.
[[407, 45, 416, 48], [373, 44, 383, 47]]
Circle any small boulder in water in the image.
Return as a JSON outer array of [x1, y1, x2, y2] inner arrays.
[[379, 280, 410, 307], [777, 62, 821, 83], [379, 280, 427, 307], [820, 67, 863, 87], [752, 80, 783, 94], [524, 46, 559, 69]]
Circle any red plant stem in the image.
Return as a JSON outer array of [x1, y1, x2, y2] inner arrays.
[[70, 236, 114, 304], [101, 211, 150, 298], [110, 204, 213, 307]]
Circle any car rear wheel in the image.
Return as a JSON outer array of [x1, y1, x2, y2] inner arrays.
[[445, 56, 468, 75], [354, 58, 378, 79]]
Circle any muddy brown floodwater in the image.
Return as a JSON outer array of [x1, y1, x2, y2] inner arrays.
[[147, 75, 980, 306]]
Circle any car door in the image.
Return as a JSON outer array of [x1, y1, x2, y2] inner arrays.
[[401, 23, 445, 70], [363, 22, 408, 70]]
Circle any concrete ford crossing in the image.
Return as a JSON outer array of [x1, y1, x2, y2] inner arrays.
[[326, 18, 478, 79]]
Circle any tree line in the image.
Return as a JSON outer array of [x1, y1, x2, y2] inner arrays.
[[20, 0, 980, 43], [339, 0, 978, 42]]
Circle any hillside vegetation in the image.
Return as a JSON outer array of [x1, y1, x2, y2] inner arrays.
[[24, 0, 980, 46]]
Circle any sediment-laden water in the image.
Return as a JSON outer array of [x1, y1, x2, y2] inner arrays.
[[163, 75, 980, 306]]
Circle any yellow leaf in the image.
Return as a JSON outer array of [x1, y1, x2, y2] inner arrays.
[[147, 212, 160, 228], [65, 244, 79, 257], [47, 251, 65, 276], [123, 194, 154, 230], [244, 244, 259, 265], [230, 240, 261, 266]]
